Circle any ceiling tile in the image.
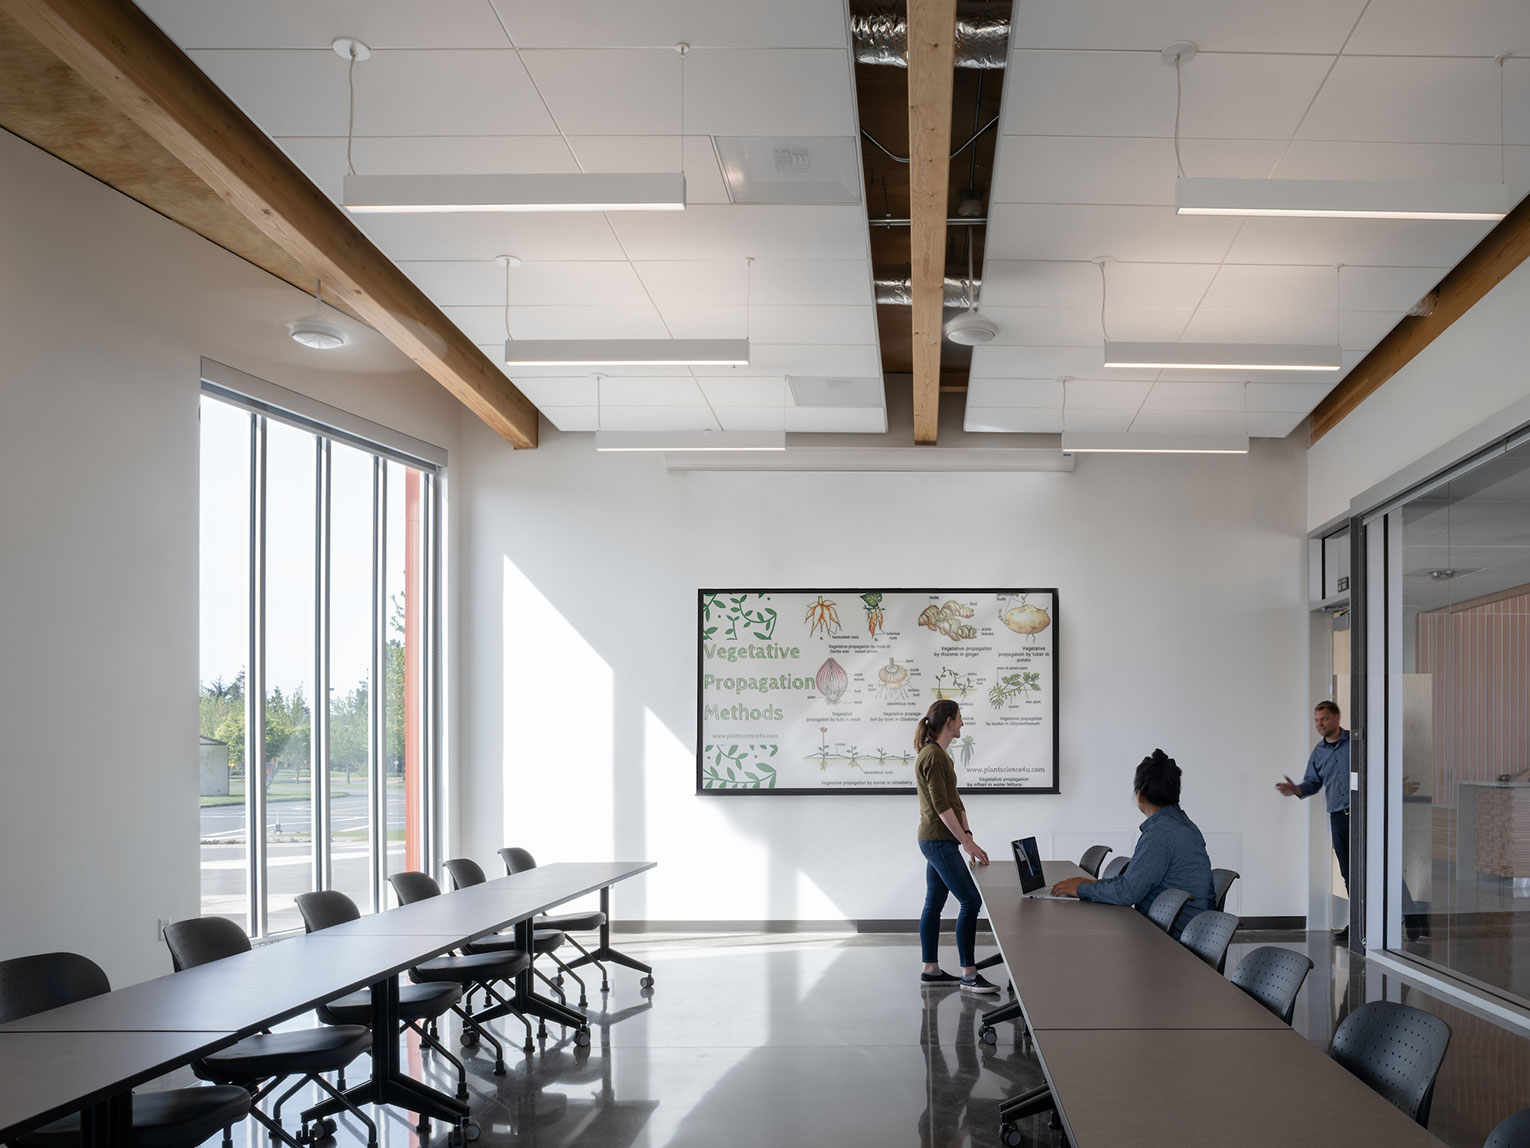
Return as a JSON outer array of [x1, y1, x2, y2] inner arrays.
[[276, 136, 579, 201], [1181, 309, 1341, 344], [1332, 266, 1447, 313], [1061, 409, 1137, 433], [448, 304, 669, 342], [982, 306, 1195, 345], [1272, 141, 1530, 188], [1141, 381, 1248, 412], [744, 344, 882, 376], [654, 305, 878, 344], [1064, 379, 1152, 409], [397, 260, 653, 307], [1346, 1, 1530, 57], [609, 205, 869, 260], [187, 49, 556, 137], [980, 261, 1218, 309], [1222, 217, 1493, 268], [540, 406, 599, 432], [684, 50, 857, 136], [969, 345, 1159, 381], [1197, 264, 1442, 314], [990, 136, 1286, 206], [986, 204, 1242, 262], [596, 377, 706, 405], [510, 377, 598, 407], [1128, 410, 1250, 434], [597, 405, 718, 430], [138, 0, 514, 49], [352, 212, 628, 261], [965, 379, 1066, 408], [646, 305, 746, 339], [633, 260, 874, 306], [1011, 0, 1368, 53], [1297, 56, 1501, 144], [715, 407, 789, 430], [697, 376, 792, 405], [964, 408, 1064, 433], [1246, 411, 1307, 438], [1246, 381, 1337, 413], [519, 49, 678, 135], [784, 407, 887, 433], [488, 0, 848, 49], [567, 136, 729, 203]]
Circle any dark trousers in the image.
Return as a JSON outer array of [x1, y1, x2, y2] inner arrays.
[[1329, 809, 1350, 894], [919, 838, 981, 967]]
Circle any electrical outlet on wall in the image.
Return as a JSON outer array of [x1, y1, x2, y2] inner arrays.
[[155, 917, 171, 941]]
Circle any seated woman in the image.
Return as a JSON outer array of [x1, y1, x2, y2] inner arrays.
[[1050, 749, 1215, 939]]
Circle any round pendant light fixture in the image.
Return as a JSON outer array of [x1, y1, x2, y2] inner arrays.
[[944, 310, 997, 345]]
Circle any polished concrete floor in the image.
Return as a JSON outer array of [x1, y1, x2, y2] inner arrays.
[[167, 931, 1530, 1148]]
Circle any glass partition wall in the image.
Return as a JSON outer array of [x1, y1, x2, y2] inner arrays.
[[1365, 432, 1530, 1004], [198, 389, 441, 937]]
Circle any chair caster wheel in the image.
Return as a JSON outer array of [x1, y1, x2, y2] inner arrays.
[[639, 975, 655, 989], [553, 975, 564, 986], [579, 996, 588, 1007], [1000, 1123, 1023, 1147], [461, 1123, 479, 1142], [980, 1025, 997, 1046], [601, 982, 610, 993], [459, 1031, 479, 1048], [575, 1027, 592, 1047], [493, 1059, 506, 1075]]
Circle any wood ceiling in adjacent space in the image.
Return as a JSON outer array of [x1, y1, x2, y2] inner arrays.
[[0, 0, 539, 449]]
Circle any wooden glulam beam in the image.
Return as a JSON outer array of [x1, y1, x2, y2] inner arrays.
[[2, 0, 538, 449], [1309, 192, 1530, 445], [906, 0, 958, 445]]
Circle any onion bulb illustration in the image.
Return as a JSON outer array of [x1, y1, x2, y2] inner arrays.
[[1002, 603, 1051, 636], [815, 657, 849, 703]]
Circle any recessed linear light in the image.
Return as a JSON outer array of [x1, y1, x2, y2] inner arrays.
[[1103, 341, 1341, 372], [1175, 177, 1510, 222], [1062, 433, 1249, 455], [595, 430, 786, 452], [504, 339, 750, 367], [343, 172, 686, 213]]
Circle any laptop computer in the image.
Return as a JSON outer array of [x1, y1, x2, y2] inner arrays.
[[1013, 836, 1073, 899]]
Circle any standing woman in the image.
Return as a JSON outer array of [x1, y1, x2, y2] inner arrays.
[[914, 699, 997, 993]]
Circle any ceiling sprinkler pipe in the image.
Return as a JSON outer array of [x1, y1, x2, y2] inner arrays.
[[850, 0, 1011, 69]]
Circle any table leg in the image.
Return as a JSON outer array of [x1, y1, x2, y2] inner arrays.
[[558, 886, 654, 987], [471, 919, 590, 1037], [81, 1090, 131, 1148]]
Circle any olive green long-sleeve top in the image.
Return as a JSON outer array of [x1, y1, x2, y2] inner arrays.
[[915, 742, 965, 841]]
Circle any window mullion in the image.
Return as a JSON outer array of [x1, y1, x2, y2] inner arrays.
[[315, 438, 332, 893], [248, 414, 269, 938], [369, 457, 386, 912]]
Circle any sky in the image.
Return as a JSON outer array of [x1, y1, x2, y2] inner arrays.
[[198, 396, 409, 707]]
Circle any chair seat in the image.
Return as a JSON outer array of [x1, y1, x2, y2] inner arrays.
[[411, 949, 529, 985], [467, 930, 564, 956], [542, 910, 605, 932], [319, 981, 461, 1026], [199, 1025, 371, 1082], [19, 1087, 252, 1148]]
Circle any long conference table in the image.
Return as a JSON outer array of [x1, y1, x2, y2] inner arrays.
[[975, 859, 1446, 1148], [0, 861, 655, 1148]]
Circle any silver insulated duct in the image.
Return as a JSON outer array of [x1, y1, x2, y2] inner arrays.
[[874, 270, 980, 310], [851, 0, 1011, 70]]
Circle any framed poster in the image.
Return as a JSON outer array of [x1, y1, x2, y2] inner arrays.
[[697, 588, 1058, 795]]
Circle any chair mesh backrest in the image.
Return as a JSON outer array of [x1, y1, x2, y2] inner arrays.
[[1485, 1107, 1530, 1147], [1146, 888, 1192, 933], [1078, 845, 1112, 878], [1177, 910, 1240, 973], [294, 890, 362, 933], [390, 870, 443, 905], [499, 847, 537, 875], [444, 858, 488, 889], [1101, 856, 1129, 881], [1330, 1001, 1452, 1126], [0, 953, 110, 1023], [1211, 868, 1240, 911], [163, 916, 252, 971], [1229, 946, 1313, 1026]]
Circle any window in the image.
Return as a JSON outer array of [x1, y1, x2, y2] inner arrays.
[[198, 388, 441, 936]]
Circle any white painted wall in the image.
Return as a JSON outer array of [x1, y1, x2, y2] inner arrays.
[[0, 130, 462, 986], [457, 418, 1315, 922], [1308, 261, 1530, 530]]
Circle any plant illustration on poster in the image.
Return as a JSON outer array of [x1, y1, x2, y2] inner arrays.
[[697, 588, 1059, 795]]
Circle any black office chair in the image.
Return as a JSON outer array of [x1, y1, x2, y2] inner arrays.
[[1229, 946, 1313, 1026], [444, 858, 590, 1010], [292, 891, 469, 1102], [499, 847, 618, 993], [1099, 856, 1129, 881], [1485, 1107, 1530, 1146], [387, 871, 536, 1064], [1329, 1001, 1452, 1126], [1146, 888, 1193, 934], [160, 918, 377, 1148], [0, 952, 252, 1148], [1077, 845, 1112, 878], [1211, 868, 1240, 911], [1177, 909, 1239, 974]]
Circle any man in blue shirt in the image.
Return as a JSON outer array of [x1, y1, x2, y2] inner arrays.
[[1276, 700, 1350, 940], [1050, 749, 1215, 939]]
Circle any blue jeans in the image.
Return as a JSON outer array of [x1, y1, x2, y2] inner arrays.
[[919, 838, 981, 967], [1329, 810, 1350, 894]]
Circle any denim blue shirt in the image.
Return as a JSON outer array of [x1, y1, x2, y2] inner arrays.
[[1078, 805, 1214, 938], [1298, 729, 1351, 813]]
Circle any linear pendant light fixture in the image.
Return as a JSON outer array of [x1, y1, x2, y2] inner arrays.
[[1103, 341, 1341, 372], [343, 172, 686, 213], [1175, 177, 1510, 222], [1062, 432, 1249, 454], [504, 338, 750, 367]]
